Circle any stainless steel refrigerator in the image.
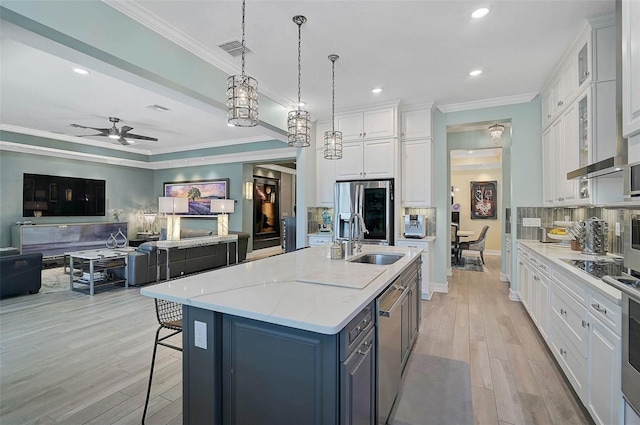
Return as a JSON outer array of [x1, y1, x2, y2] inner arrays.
[[333, 179, 394, 245]]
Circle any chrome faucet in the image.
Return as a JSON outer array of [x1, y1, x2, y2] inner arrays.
[[347, 213, 369, 255]]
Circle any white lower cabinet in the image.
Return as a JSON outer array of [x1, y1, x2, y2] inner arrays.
[[307, 234, 333, 247], [395, 238, 432, 300], [587, 312, 621, 425], [516, 243, 623, 425]]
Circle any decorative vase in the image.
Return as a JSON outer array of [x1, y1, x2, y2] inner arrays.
[[115, 228, 128, 248], [106, 233, 117, 249], [113, 216, 120, 222]]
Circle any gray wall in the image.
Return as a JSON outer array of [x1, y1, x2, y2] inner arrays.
[[0, 150, 155, 246]]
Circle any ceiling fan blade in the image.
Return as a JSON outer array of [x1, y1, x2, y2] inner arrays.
[[124, 133, 158, 141], [117, 137, 131, 146], [70, 124, 109, 134], [120, 126, 134, 134], [76, 134, 108, 137]]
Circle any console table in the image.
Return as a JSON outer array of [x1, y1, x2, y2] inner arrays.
[[67, 248, 131, 295], [12, 222, 128, 258], [155, 235, 239, 282]]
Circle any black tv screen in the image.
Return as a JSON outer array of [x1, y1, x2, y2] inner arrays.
[[23, 173, 106, 217]]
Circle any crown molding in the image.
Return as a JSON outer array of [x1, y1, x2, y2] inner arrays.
[[102, 0, 294, 109], [437, 93, 538, 114], [0, 140, 295, 170]]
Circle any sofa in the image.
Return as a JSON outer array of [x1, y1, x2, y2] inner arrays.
[[0, 248, 42, 298], [124, 230, 250, 286]]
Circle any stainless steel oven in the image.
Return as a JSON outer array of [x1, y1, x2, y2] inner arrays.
[[624, 213, 640, 272], [622, 288, 640, 416], [624, 161, 640, 199]]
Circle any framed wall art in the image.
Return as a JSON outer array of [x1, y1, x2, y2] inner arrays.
[[163, 178, 229, 216], [470, 180, 497, 219]]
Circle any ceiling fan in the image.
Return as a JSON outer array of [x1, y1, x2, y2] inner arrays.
[[70, 117, 158, 146]]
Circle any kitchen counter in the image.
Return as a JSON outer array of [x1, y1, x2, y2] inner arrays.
[[141, 244, 422, 334], [518, 240, 622, 304], [396, 235, 436, 242]]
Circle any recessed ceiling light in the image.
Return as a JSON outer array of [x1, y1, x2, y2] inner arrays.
[[372, 88, 382, 94], [468, 150, 474, 154], [73, 68, 89, 75], [471, 8, 490, 19], [469, 70, 482, 76]]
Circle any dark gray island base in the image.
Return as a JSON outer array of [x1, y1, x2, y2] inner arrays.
[[182, 258, 420, 425], [140, 245, 423, 425]]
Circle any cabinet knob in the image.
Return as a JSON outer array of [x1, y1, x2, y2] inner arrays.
[[582, 320, 589, 328], [560, 308, 566, 315], [547, 114, 551, 118], [591, 303, 607, 314], [560, 348, 566, 356], [363, 132, 366, 137], [358, 340, 373, 355], [359, 133, 363, 137]]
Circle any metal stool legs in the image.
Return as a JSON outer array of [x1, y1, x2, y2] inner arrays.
[[142, 300, 182, 424]]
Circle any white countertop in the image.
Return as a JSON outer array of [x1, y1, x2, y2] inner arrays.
[[518, 240, 622, 304], [140, 244, 423, 334]]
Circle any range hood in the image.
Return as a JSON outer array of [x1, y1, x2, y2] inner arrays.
[[567, 0, 628, 180]]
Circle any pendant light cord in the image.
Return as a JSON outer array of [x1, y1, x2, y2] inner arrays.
[[241, 0, 246, 77], [297, 21, 302, 111], [331, 59, 336, 132]]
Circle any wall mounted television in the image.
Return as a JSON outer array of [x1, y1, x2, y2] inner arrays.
[[23, 173, 106, 217]]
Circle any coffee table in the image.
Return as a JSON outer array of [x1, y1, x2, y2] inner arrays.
[[66, 248, 131, 295]]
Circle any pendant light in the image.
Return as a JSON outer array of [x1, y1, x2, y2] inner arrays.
[[287, 15, 311, 148], [324, 54, 342, 159], [489, 123, 504, 141], [227, 0, 258, 127]]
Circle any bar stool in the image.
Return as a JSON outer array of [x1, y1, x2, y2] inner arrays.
[[142, 298, 183, 424]]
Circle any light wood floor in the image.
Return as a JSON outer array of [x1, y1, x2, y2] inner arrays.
[[0, 254, 590, 425]]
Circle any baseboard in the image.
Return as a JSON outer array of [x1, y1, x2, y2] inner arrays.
[[432, 281, 449, 294], [509, 289, 520, 302], [421, 289, 433, 300], [500, 273, 510, 283]]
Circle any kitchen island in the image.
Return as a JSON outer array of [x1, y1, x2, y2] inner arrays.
[[141, 244, 423, 425]]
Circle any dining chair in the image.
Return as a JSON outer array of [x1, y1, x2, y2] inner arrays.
[[458, 225, 490, 264], [142, 298, 183, 424], [451, 224, 461, 265]]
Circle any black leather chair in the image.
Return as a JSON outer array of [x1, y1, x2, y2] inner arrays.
[[451, 224, 460, 265], [0, 248, 42, 298]]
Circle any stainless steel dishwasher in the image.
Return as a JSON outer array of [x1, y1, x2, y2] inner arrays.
[[377, 277, 406, 424]]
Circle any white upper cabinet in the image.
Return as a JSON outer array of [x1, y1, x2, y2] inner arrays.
[[622, 0, 640, 138], [336, 107, 396, 141], [401, 139, 432, 206], [336, 139, 396, 180], [401, 108, 432, 140]]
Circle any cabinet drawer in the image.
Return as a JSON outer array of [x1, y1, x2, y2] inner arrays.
[[308, 236, 332, 246], [552, 267, 588, 304], [340, 302, 375, 361], [588, 292, 621, 335], [550, 315, 588, 401], [551, 282, 588, 357]]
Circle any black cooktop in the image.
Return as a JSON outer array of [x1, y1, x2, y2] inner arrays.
[[560, 258, 625, 279]]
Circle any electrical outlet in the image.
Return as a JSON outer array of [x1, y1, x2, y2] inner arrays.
[[523, 218, 542, 227], [565, 215, 570, 222], [616, 222, 621, 237], [194, 321, 207, 349]]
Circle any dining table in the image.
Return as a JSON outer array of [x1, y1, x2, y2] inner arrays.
[[457, 230, 475, 237]]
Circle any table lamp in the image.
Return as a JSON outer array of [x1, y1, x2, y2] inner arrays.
[[210, 199, 235, 236], [158, 197, 188, 240]]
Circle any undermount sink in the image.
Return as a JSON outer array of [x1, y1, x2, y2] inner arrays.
[[347, 253, 404, 265]]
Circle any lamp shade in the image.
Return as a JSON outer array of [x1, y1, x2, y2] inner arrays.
[[210, 199, 235, 214], [158, 197, 189, 214]]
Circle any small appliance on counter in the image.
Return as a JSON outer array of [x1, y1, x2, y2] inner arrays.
[[580, 217, 608, 255], [538, 227, 559, 243], [320, 210, 333, 233], [404, 215, 426, 239]]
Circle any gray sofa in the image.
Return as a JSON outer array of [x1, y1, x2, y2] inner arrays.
[[125, 230, 250, 286], [0, 248, 42, 298]]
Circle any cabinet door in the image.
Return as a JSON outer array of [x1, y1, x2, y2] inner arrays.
[[551, 118, 564, 203], [622, 0, 640, 137], [542, 91, 553, 129], [587, 314, 621, 425], [542, 128, 555, 206], [562, 102, 579, 203], [537, 273, 550, 341], [336, 143, 364, 180], [518, 257, 531, 311], [316, 149, 337, 206], [402, 109, 431, 139], [562, 55, 578, 105], [577, 38, 592, 89], [402, 139, 432, 206], [409, 280, 419, 346], [400, 290, 411, 366], [362, 139, 395, 179], [337, 113, 364, 140], [363, 108, 395, 139], [529, 268, 540, 325], [341, 327, 375, 425], [551, 77, 564, 117]]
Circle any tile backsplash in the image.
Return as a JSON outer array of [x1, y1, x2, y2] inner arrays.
[[307, 207, 334, 234], [516, 206, 637, 256]]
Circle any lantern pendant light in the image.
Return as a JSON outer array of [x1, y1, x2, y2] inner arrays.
[[324, 54, 342, 159], [287, 15, 311, 148], [227, 0, 258, 127]]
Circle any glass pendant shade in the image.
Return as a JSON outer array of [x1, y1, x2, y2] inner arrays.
[[489, 123, 505, 140], [287, 109, 311, 147], [227, 75, 258, 127], [324, 130, 343, 159]]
